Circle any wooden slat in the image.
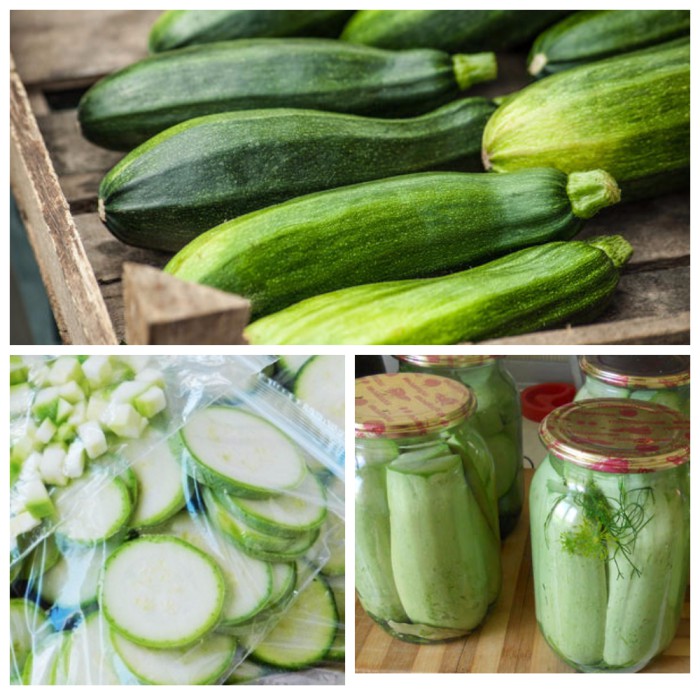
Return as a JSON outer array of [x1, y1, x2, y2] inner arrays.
[[10, 61, 117, 345], [10, 10, 160, 88], [355, 470, 690, 673]]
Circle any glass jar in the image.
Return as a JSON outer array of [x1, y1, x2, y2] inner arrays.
[[396, 355, 523, 537], [530, 399, 690, 673], [576, 355, 689, 417], [355, 373, 502, 644]]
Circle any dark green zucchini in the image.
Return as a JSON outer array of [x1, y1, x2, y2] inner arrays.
[[244, 236, 633, 345], [483, 39, 689, 200], [78, 39, 498, 151], [149, 10, 355, 53], [98, 97, 497, 250], [528, 10, 690, 78], [164, 168, 621, 318], [341, 10, 570, 52]]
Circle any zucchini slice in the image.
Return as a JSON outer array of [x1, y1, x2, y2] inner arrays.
[[294, 355, 345, 430], [111, 630, 236, 685], [222, 470, 327, 536], [181, 406, 306, 497], [157, 511, 274, 626], [249, 576, 338, 669], [326, 575, 345, 662], [22, 632, 70, 685], [102, 535, 225, 648], [10, 598, 50, 680]]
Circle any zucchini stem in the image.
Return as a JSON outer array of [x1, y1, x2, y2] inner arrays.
[[587, 235, 634, 270], [567, 170, 621, 219], [452, 52, 498, 91]]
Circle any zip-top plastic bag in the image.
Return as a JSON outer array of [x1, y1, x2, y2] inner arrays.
[[10, 354, 345, 685]]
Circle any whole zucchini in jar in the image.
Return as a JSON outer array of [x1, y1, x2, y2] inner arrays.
[[341, 10, 570, 53], [149, 10, 355, 52], [78, 39, 497, 151], [98, 97, 497, 249], [244, 236, 634, 345], [528, 10, 690, 78], [483, 39, 689, 200], [164, 168, 621, 316]]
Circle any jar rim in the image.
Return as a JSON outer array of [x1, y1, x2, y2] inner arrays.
[[539, 399, 689, 473], [395, 355, 499, 368], [579, 355, 690, 389], [355, 373, 476, 438]]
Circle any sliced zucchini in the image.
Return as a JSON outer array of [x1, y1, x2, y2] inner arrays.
[[111, 630, 236, 685], [157, 511, 274, 626], [222, 469, 327, 536], [249, 576, 338, 669], [294, 355, 345, 430], [22, 632, 71, 685], [53, 471, 133, 544], [181, 406, 306, 497], [102, 535, 226, 648], [224, 658, 270, 685], [10, 598, 50, 680], [326, 575, 345, 661], [17, 536, 60, 584]]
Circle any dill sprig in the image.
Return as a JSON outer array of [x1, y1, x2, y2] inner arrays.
[[551, 478, 655, 579]]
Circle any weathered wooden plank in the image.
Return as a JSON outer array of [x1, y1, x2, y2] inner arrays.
[[10, 10, 159, 88], [10, 62, 117, 344]]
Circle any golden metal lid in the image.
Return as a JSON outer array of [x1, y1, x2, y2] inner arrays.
[[540, 399, 690, 473], [579, 355, 690, 389], [355, 373, 476, 439], [395, 355, 499, 368]]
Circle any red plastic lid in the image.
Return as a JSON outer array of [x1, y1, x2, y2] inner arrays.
[[521, 382, 576, 422]]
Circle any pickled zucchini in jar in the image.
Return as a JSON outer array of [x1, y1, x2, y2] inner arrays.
[[355, 373, 501, 643], [530, 399, 690, 673], [396, 355, 523, 537], [576, 355, 689, 417]]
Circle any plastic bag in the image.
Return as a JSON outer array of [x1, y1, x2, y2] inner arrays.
[[10, 354, 345, 685]]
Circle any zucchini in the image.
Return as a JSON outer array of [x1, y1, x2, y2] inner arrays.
[[166, 168, 620, 316], [244, 235, 633, 345], [294, 356, 345, 431], [483, 39, 690, 200], [341, 10, 570, 52], [528, 10, 690, 78], [98, 97, 497, 250], [11, 598, 50, 681], [78, 39, 498, 151], [149, 10, 354, 52]]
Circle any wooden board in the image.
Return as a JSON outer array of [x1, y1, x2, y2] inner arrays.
[[355, 470, 690, 674], [9, 10, 690, 345]]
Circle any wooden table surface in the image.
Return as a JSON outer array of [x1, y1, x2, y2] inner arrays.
[[355, 470, 690, 674]]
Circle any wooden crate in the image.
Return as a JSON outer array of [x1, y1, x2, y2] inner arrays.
[[355, 470, 691, 674], [10, 10, 690, 345]]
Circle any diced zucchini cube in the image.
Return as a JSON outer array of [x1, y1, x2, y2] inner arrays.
[[48, 357, 84, 386], [39, 445, 68, 486], [82, 356, 115, 388], [77, 421, 109, 459], [21, 452, 42, 481], [11, 452, 22, 487], [86, 394, 110, 424], [35, 418, 57, 444], [110, 380, 150, 405], [11, 434, 39, 463], [32, 387, 60, 422], [55, 398, 74, 424], [57, 380, 86, 404], [67, 401, 87, 427], [10, 511, 41, 540], [55, 422, 77, 444], [63, 441, 86, 479], [22, 479, 55, 519], [28, 362, 51, 388], [133, 386, 167, 418], [10, 358, 28, 385], [119, 356, 152, 374], [135, 368, 165, 388], [105, 403, 148, 438]]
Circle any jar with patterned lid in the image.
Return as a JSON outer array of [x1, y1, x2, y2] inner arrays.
[[530, 399, 690, 673], [576, 355, 689, 417], [355, 373, 501, 643], [396, 355, 523, 537]]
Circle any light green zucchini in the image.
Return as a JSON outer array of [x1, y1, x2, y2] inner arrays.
[[483, 39, 689, 200], [244, 236, 633, 345], [98, 97, 496, 251], [166, 168, 620, 316]]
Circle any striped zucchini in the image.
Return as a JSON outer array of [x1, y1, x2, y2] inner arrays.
[[165, 168, 621, 317], [149, 10, 354, 52], [98, 97, 496, 250], [244, 236, 633, 345], [341, 10, 570, 52], [483, 39, 689, 200], [78, 39, 497, 151], [528, 10, 690, 78]]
